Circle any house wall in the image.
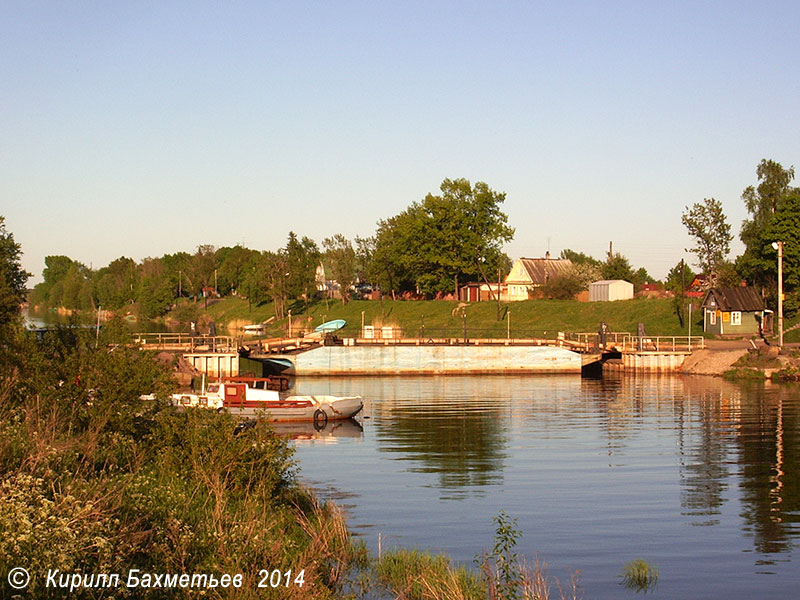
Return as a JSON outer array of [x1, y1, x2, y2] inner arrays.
[[704, 309, 761, 335], [704, 309, 721, 334], [505, 260, 533, 301]]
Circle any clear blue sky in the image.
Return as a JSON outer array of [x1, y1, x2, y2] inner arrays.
[[3, 1, 798, 285]]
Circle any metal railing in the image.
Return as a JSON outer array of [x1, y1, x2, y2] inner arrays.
[[133, 333, 238, 352], [618, 335, 705, 352]]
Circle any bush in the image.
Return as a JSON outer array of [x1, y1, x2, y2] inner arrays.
[[0, 323, 361, 599]]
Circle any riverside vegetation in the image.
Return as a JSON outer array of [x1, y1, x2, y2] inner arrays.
[[1, 318, 666, 600], [0, 319, 364, 599]]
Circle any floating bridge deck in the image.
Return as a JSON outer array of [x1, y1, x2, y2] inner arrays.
[[132, 331, 705, 376]]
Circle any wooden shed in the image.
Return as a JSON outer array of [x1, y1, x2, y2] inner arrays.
[[701, 287, 770, 336]]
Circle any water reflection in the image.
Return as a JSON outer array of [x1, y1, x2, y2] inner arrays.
[[292, 375, 798, 598]]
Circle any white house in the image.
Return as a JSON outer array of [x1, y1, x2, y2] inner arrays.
[[503, 254, 574, 301]]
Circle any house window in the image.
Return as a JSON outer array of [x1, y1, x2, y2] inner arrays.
[[731, 311, 742, 326], [709, 310, 716, 325]]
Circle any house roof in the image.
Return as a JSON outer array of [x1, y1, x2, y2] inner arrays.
[[590, 279, 633, 286], [701, 287, 764, 312], [508, 257, 573, 285]]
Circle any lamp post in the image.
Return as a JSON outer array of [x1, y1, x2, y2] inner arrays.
[[772, 241, 784, 347]]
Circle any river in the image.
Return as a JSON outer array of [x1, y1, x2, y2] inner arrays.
[[288, 374, 798, 599]]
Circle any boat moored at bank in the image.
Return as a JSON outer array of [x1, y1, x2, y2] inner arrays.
[[171, 376, 363, 423]]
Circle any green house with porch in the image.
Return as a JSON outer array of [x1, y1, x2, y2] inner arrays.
[[701, 287, 771, 336]]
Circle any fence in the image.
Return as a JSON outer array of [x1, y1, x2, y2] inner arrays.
[[133, 333, 238, 352]]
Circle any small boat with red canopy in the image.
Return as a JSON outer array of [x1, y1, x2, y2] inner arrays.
[[172, 376, 362, 425]]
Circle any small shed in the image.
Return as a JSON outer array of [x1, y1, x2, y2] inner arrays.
[[589, 280, 634, 302], [701, 287, 770, 336]]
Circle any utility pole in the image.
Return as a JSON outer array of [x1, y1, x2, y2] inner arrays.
[[774, 241, 784, 347]]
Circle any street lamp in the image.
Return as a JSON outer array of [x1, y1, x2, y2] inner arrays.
[[772, 241, 784, 347]]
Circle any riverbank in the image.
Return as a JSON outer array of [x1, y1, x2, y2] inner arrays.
[[680, 339, 800, 379]]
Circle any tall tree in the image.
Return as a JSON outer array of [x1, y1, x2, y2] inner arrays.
[[285, 233, 320, 310], [189, 245, 217, 305], [93, 257, 138, 310], [737, 159, 798, 296], [371, 178, 514, 296], [215, 245, 259, 296], [560, 249, 603, 269], [322, 234, 357, 304], [681, 198, 732, 277], [136, 258, 174, 318], [602, 252, 636, 281], [0, 216, 29, 329], [740, 159, 796, 249]]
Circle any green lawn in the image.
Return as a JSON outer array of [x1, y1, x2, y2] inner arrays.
[[202, 296, 704, 339]]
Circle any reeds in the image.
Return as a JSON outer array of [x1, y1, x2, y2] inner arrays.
[[620, 558, 659, 593]]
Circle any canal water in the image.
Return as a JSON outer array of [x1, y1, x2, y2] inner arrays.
[[290, 375, 798, 599]]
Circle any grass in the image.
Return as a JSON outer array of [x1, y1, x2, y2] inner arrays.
[[0, 323, 366, 599], [620, 559, 659, 593], [723, 368, 768, 381], [201, 296, 701, 340]]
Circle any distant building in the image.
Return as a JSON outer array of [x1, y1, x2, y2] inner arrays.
[[459, 282, 505, 302], [504, 254, 573, 301], [701, 287, 771, 336], [637, 282, 666, 298], [686, 274, 709, 298], [589, 280, 634, 302]]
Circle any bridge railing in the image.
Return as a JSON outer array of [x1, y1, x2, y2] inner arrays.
[[560, 331, 630, 350], [617, 335, 705, 352], [133, 333, 238, 351]]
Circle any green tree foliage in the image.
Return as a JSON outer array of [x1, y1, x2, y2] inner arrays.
[[322, 234, 357, 304], [189, 245, 217, 306], [740, 159, 796, 249], [665, 260, 696, 292], [681, 197, 733, 276], [560, 248, 603, 269], [759, 192, 800, 315], [665, 260, 696, 327], [31, 255, 94, 311], [135, 258, 175, 318], [215, 245, 259, 296], [240, 251, 270, 312], [372, 179, 514, 296], [30, 255, 80, 307], [369, 215, 416, 296], [0, 217, 29, 330], [602, 252, 636, 281], [285, 232, 320, 308], [736, 160, 800, 315], [354, 235, 375, 287], [0, 322, 359, 598], [94, 256, 138, 310], [162, 251, 194, 298], [540, 274, 586, 300]]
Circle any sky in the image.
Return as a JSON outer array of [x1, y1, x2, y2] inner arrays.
[[3, 1, 799, 285]]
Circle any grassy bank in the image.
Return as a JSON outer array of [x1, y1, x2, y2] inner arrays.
[[0, 321, 364, 599], [203, 296, 703, 339]]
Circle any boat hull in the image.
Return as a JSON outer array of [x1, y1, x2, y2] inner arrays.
[[171, 392, 363, 422], [223, 395, 363, 421]]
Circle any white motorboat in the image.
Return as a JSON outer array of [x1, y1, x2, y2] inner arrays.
[[171, 377, 362, 424]]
